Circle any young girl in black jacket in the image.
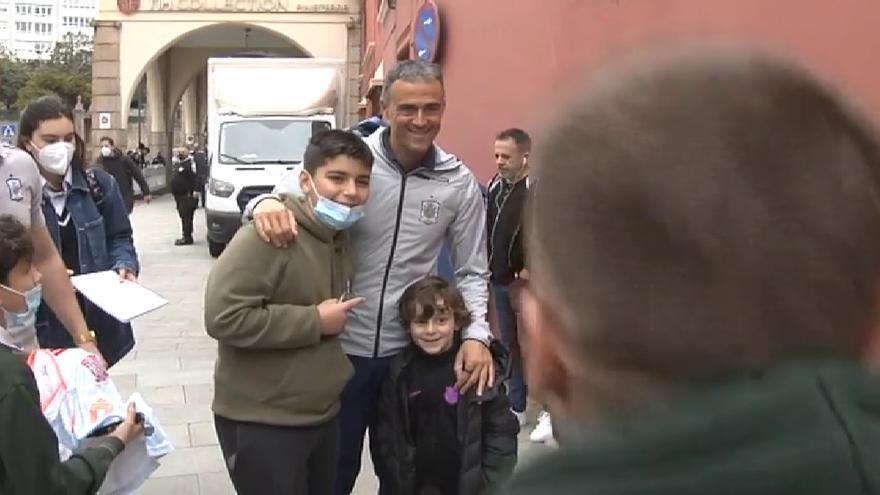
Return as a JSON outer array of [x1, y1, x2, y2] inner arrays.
[[375, 276, 519, 495]]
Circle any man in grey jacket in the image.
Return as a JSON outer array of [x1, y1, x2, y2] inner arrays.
[[247, 60, 494, 494]]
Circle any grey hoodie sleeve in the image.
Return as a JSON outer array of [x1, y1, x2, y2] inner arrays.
[[449, 174, 492, 344]]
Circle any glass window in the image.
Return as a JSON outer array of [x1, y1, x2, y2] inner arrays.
[[219, 120, 316, 165]]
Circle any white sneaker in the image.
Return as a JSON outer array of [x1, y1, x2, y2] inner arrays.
[[529, 411, 553, 443], [511, 409, 527, 427]]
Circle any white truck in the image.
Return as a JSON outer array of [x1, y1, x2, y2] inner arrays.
[[204, 57, 346, 257]]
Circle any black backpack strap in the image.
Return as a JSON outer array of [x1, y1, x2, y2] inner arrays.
[[84, 168, 106, 211]]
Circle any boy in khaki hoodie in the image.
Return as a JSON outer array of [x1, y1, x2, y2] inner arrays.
[[204, 129, 373, 494]]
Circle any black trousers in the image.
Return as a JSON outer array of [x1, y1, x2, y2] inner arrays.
[[336, 355, 394, 495], [214, 415, 339, 495], [174, 194, 197, 238]]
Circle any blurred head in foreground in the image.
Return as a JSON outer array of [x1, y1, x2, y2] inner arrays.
[[521, 45, 880, 429]]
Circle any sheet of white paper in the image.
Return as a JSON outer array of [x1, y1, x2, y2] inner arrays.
[[70, 271, 168, 323]]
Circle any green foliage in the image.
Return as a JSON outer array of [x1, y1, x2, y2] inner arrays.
[[49, 33, 93, 80], [15, 69, 90, 110], [0, 33, 92, 112], [0, 51, 29, 111]]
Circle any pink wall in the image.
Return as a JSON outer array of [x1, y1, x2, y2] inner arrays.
[[366, 0, 880, 183]]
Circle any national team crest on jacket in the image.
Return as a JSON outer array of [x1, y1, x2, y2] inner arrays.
[[6, 177, 23, 201], [419, 198, 441, 225]]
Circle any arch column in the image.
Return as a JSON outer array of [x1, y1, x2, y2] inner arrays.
[[346, 20, 361, 127], [196, 70, 208, 147], [146, 58, 170, 161], [181, 81, 198, 144], [90, 21, 125, 150]]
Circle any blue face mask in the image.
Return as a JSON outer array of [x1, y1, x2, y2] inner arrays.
[[314, 195, 365, 230], [304, 173, 366, 230], [1, 283, 42, 336]]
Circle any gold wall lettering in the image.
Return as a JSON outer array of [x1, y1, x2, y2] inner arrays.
[[144, 0, 350, 13]]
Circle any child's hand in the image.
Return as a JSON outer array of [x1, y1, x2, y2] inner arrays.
[[317, 297, 365, 336], [110, 403, 145, 445]]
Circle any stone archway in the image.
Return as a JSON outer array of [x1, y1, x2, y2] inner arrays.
[[90, 0, 362, 167], [130, 23, 310, 158]]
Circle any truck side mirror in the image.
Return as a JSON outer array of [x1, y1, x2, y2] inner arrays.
[[312, 121, 332, 135]]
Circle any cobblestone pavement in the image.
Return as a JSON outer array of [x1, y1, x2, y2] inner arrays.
[[116, 195, 549, 494]]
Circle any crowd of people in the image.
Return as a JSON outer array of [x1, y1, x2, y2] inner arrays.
[[3, 43, 880, 495]]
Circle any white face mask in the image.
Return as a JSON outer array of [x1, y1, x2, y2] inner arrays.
[[100, 145, 112, 158], [33, 141, 75, 176]]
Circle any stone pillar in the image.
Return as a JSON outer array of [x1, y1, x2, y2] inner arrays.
[[346, 20, 362, 128], [196, 70, 208, 147], [145, 59, 169, 161], [90, 21, 125, 154], [180, 82, 198, 145]]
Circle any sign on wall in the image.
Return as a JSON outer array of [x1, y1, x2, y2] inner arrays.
[[97, 113, 112, 129], [414, 0, 440, 63]]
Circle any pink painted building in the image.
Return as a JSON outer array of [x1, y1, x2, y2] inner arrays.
[[360, 0, 880, 183]]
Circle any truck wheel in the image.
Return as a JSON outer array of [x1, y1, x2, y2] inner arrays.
[[208, 239, 225, 258]]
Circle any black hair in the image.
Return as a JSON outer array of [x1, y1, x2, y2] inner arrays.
[[17, 95, 86, 171], [0, 215, 34, 285], [100, 136, 114, 146], [303, 129, 374, 174], [399, 276, 472, 330], [496, 128, 532, 153]]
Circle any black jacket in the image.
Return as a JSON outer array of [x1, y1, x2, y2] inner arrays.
[[376, 339, 519, 495], [487, 175, 528, 284], [170, 156, 198, 196], [193, 150, 209, 181], [505, 359, 880, 495], [97, 149, 150, 212]]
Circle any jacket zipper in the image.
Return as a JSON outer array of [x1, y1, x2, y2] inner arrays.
[[507, 224, 522, 273], [373, 168, 408, 358], [488, 179, 513, 268]]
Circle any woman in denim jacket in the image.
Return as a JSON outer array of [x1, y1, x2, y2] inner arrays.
[[17, 96, 138, 367]]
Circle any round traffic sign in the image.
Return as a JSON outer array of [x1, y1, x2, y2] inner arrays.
[[414, 0, 440, 62]]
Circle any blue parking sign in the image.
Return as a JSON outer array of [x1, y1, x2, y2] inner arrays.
[[414, 0, 440, 62]]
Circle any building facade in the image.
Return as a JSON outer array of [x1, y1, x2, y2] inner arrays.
[[0, 0, 96, 59], [360, 0, 880, 183], [89, 0, 361, 162]]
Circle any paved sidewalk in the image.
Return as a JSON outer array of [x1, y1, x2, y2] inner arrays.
[[116, 195, 548, 494]]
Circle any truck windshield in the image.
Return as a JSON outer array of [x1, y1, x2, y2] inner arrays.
[[218, 120, 328, 164]]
